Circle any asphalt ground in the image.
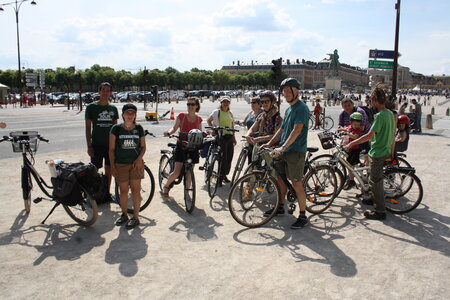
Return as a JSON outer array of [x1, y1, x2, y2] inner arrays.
[[0, 97, 449, 299]]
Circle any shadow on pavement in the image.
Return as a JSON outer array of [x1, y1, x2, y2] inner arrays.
[[363, 204, 450, 257], [162, 195, 223, 242]]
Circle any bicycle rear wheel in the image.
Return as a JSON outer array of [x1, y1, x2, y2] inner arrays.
[[184, 166, 196, 213], [304, 165, 337, 214], [115, 165, 155, 213], [321, 116, 334, 130], [228, 173, 280, 228], [384, 168, 423, 214], [231, 148, 247, 186], [21, 166, 32, 213], [310, 154, 348, 183], [63, 185, 98, 226], [207, 155, 220, 198]]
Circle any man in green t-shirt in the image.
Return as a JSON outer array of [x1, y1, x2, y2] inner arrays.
[[263, 78, 310, 229], [345, 84, 395, 220], [85, 82, 119, 196]]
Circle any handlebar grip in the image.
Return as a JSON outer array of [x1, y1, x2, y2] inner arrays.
[[39, 137, 49, 143]]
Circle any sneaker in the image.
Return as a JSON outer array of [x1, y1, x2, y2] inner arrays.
[[291, 215, 308, 229], [125, 217, 140, 229], [343, 180, 356, 190], [115, 213, 129, 226], [364, 210, 386, 220], [361, 198, 374, 205], [264, 205, 284, 217], [223, 176, 231, 183]]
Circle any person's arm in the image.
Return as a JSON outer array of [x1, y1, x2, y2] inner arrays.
[[245, 119, 259, 145], [344, 130, 375, 151], [207, 115, 214, 127], [133, 135, 146, 168], [108, 132, 118, 178], [262, 127, 282, 147], [276, 123, 303, 152], [85, 120, 94, 157], [164, 117, 181, 136], [396, 131, 406, 142]]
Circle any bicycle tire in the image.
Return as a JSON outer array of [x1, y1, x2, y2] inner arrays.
[[321, 116, 334, 130], [309, 115, 314, 130], [63, 185, 98, 226], [383, 168, 423, 214], [184, 165, 196, 213], [228, 172, 280, 228], [395, 157, 412, 168], [158, 154, 172, 191], [21, 166, 32, 214], [231, 148, 247, 186], [304, 164, 337, 214], [310, 154, 348, 180], [207, 155, 220, 198]]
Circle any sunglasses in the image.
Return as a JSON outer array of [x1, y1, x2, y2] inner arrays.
[[251, 101, 260, 104], [187, 103, 197, 106], [261, 100, 271, 104]]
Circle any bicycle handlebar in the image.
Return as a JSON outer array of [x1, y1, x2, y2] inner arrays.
[[205, 126, 239, 132], [39, 136, 49, 143], [144, 130, 155, 137]]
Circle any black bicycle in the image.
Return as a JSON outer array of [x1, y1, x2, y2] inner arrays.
[[0, 131, 98, 226], [113, 130, 156, 213], [230, 137, 252, 186], [200, 126, 239, 198], [158, 135, 197, 213], [228, 147, 338, 228]]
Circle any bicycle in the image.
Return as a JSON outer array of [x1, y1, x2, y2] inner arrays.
[[316, 131, 423, 214], [158, 135, 198, 213], [230, 137, 252, 186], [228, 147, 338, 228], [309, 112, 334, 130], [113, 130, 156, 214], [200, 126, 239, 198], [0, 131, 98, 226]]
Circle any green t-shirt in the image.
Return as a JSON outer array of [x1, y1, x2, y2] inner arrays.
[[85, 102, 119, 147], [219, 110, 234, 135], [281, 100, 309, 153], [369, 109, 395, 158], [110, 124, 145, 164]]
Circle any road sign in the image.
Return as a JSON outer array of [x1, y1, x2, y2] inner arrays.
[[368, 60, 394, 69], [369, 49, 395, 59], [39, 71, 45, 88], [25, 73, 38, 87]]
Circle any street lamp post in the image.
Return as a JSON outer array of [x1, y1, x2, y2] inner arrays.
[[0, 0, 37, 94], [391, 0, 401, 98]]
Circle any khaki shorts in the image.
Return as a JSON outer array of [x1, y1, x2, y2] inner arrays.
[[116, 163, 145, 183], [275, 151, 306, 182]]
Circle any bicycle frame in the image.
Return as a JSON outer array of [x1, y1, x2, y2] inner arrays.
[[332, 148, 371, 195], [21, 147, 53, 199]]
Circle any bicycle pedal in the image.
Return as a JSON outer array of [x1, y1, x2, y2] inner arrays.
[[199, 166, 205, 170], [288, 204, 296, 214], [33, 197, 43, 204]]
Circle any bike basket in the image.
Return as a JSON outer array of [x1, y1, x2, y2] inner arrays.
[[317, 132, 336, 150], [10, 131, 39, 152]]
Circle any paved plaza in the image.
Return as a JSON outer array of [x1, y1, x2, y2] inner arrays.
[[0, 98, 449, 299]]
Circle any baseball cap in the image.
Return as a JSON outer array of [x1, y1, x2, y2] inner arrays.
[[122, 103, 137, 113]]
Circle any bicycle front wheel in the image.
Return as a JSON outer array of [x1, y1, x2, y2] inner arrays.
[[207, 156, 220, 198], [228, 173, 280, 228], [231, 148, 247, 186], [304, 165, 337, 214], [21, 166, 32, 213], [184, 166, 196, 214], [63, 185, 98, 226], [384, 168, 423, 214], [309, 115, 314, 130], [321, 116, 334, 130]]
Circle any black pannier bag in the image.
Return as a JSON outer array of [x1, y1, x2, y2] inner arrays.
[[51, 165, 83, 206]]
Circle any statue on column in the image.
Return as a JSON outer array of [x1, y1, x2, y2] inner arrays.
[[328, 49, 340, 77]]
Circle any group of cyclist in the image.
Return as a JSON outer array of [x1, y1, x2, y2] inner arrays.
[[85, 78, 408, 229]]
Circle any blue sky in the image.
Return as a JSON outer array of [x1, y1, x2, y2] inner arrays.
[[0, 0, 449, 75]]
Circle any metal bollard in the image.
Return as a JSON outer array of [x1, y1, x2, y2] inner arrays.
[[431, 106, 435, 115], [426, 114, 433, 129], [446, 107, 449, 116]]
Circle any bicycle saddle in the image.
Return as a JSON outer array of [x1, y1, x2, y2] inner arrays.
[[168, 142, 177, 148], [307, 147, 319, 153]]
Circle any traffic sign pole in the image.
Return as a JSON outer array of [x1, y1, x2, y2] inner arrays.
[[392, 0, 401, 98]]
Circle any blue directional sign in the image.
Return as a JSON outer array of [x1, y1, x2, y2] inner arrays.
[[369, 49, 395, 59]]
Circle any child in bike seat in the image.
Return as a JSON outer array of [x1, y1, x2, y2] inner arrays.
[[340, 112, 363, 190], [395, 115, 410, 153]]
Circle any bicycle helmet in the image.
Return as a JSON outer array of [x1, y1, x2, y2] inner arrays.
[[187, 129, 204, 148], [398, 114, 410, 125], [259, 90, 276, 102], [350, 112, 362, 121], [280, 78, 301, 89]]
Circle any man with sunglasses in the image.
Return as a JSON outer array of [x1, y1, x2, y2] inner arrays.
[[262, 78, 310, 229]]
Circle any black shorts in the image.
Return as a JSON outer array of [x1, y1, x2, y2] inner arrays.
[[174, 143, 200, 164], [91, 145, 111, 169], [347, 149, 361, 166]]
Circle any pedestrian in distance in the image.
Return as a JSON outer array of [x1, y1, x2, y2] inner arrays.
[[85, 82, 119, 201], [162, 97, 203, 197], [109, 103, 146, 229], [344, 83, 396, 220], [411, 99, 422, 133], [207, 96, 237, 186], [261, 78, 310, 229], [313, 98, 321, 130]]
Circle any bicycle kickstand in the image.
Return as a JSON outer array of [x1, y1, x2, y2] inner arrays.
[[41, 202, 60, 224]]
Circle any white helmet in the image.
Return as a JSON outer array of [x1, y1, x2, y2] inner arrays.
[[187, 129, 203, 148]]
